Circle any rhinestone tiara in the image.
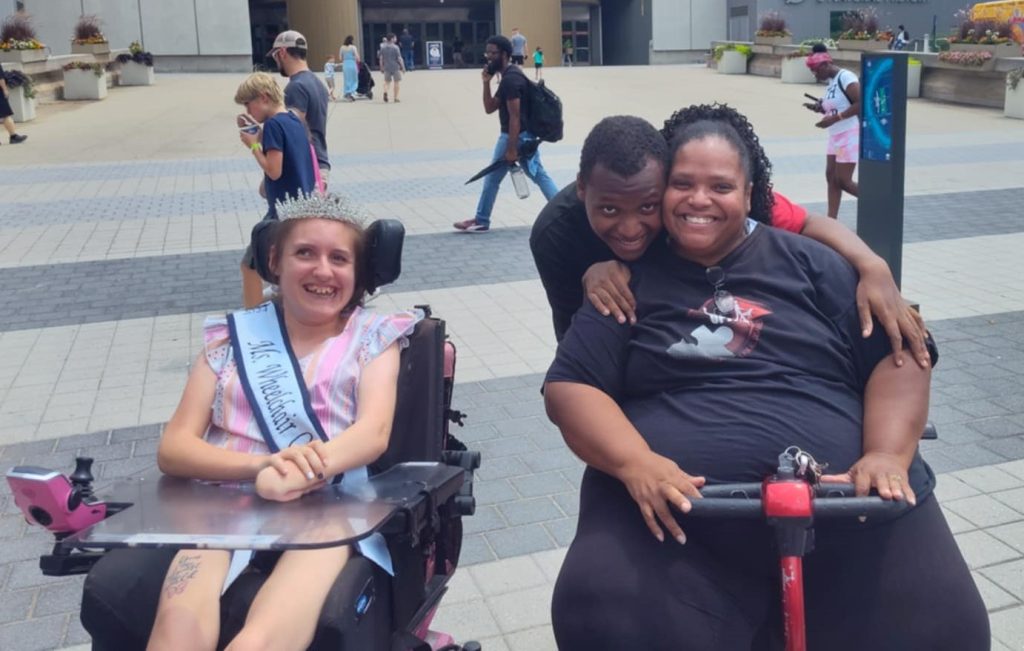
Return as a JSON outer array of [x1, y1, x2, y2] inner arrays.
[[274, 191, 368, 226]]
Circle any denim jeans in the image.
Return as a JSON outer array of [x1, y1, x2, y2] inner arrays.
[[474, 132, 559, 226], [403, 49, 414, 70]]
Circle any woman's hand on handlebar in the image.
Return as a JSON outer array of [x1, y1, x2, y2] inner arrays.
[[583, 261, 636, 326], [821, 451, 916, 506], [617, 451, 705, 545], [262, 440, 330, 481]]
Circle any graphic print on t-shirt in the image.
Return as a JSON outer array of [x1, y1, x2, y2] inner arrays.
[[666, 296, 772, 359]]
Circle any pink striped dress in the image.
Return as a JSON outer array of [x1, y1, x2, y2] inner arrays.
[[202, 305, 424, 454]]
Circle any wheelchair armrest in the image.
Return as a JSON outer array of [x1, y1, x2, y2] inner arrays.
[[922, 422, 937, 440]]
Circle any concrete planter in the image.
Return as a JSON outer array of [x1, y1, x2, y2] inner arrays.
[[949, 43, 1018, 58], [71, 42, 111, 55], [781, 56, 817, 84], [119, 61, 155, 86], [63, 68, 108, 100], [933, 58, 997, 72], [837, 39, 889, 52], [0, 48, 47, 64], [1006, 82, 1024, 119], [717, 50, 748, 75], [754, 35, 792, 46], [9, 85, 35, 122], [907, 62, 922, 98]]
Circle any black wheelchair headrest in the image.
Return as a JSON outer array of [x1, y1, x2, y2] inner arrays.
[[249, 218, 404, 292], [364, 219, 404, 294]]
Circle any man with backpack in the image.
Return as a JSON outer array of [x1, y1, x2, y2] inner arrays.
[[454, 35, 560, 233]]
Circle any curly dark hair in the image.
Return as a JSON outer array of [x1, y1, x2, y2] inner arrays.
[[661, 103, 775, 223], [579, 115, 669, 184]]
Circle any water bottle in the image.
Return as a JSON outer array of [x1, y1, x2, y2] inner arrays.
[[509, 163, 530, 200]]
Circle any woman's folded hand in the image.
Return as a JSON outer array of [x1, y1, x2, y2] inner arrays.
[[617, 450, 705, 545], [256, 460, 326, 502]]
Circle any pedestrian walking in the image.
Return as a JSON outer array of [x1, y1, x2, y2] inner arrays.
[[533, 46, 544, 80], [269, 30, 331, 189], [510, 28, 527, 65], [233, 72, 316, 307], [0, 63, 28, 145], [399, 29, 415, 71], [803, 45, 860, 218], [379, 34, 405, 103], [453, 35, 559, 233], [453, 36, 465, 68], [323, 55, 337, 101], [339, 35, 361, 101]]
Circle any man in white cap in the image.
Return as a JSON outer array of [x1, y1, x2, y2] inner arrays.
[[268, 30, 331, 187]]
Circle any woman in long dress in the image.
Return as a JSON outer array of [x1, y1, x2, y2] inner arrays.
[[339, 35, 361, 101]]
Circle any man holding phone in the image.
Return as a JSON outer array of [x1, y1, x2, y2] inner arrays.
[[453, 35, 559, 233], [268, 31, 331, 189]]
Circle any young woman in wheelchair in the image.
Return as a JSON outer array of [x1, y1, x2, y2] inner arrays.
[[148, 192, 422, 651], [543, 114, 989, 650]]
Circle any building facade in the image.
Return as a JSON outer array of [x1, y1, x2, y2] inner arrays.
[[727, 0, 970, 45], [13, 0, 771, 71]]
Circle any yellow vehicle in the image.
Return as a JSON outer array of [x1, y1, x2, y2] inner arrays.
[[971, 0, 1024, 44]]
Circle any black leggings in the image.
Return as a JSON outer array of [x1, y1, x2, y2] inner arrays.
[[552, 468, 990, 651]]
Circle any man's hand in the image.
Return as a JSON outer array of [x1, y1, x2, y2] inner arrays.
[[856, 259, 930, 369], [821, 451, 916, 506], [583, 261, 636, 325], [616, 450, 705, 544], [481, 67, 493, 83], [503, 145, 518, 164]]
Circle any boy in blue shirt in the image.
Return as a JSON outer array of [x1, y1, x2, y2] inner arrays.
[[235, 72, 316, 306]]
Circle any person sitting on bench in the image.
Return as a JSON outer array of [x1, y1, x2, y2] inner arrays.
[[147, 192, 422, 651], [543, 114, 988, 651]]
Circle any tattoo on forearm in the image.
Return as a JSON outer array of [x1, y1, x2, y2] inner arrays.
[[164, 554, 202, 598]]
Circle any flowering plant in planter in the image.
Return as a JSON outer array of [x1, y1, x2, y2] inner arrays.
[[713, 44, 753, 61], [116, 40, 154, 66], [949, 9, 1014, 45], [3, 68, 34, 98], [72, 15, 106, 45], [937, 50, 994, 66], [837, 9, 881, 40], [756, 12, 790, 38], [1, 13, 45, 50], [63, 61, 107, 76]]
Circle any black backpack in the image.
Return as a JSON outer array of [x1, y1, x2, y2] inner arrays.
[[509, 67, 564, 143]]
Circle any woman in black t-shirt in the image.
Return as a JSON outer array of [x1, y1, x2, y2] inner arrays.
[[543, 119, 988, 651]]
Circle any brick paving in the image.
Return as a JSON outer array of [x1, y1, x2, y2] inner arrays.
[[0, 66, 1023, 650]]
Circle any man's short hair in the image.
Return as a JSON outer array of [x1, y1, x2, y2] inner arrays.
[[285, 46, 307, 60], [234, 72, 284, 106], [579, 116, 669, 184], [487, 35, 513, 57]]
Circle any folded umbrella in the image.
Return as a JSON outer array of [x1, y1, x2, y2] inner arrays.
[[464, 138, 541, 185]]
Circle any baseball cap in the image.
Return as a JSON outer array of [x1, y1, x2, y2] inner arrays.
[[267, 30, 308, 56]]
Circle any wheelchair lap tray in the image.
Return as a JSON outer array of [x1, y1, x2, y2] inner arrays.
[[60, 462, 465, 552]]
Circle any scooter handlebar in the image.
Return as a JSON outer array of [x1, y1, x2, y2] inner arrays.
[[686, 482, 911, 520]]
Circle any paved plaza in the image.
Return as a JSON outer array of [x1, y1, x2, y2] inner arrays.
[[0, 65, 1023, 650]]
